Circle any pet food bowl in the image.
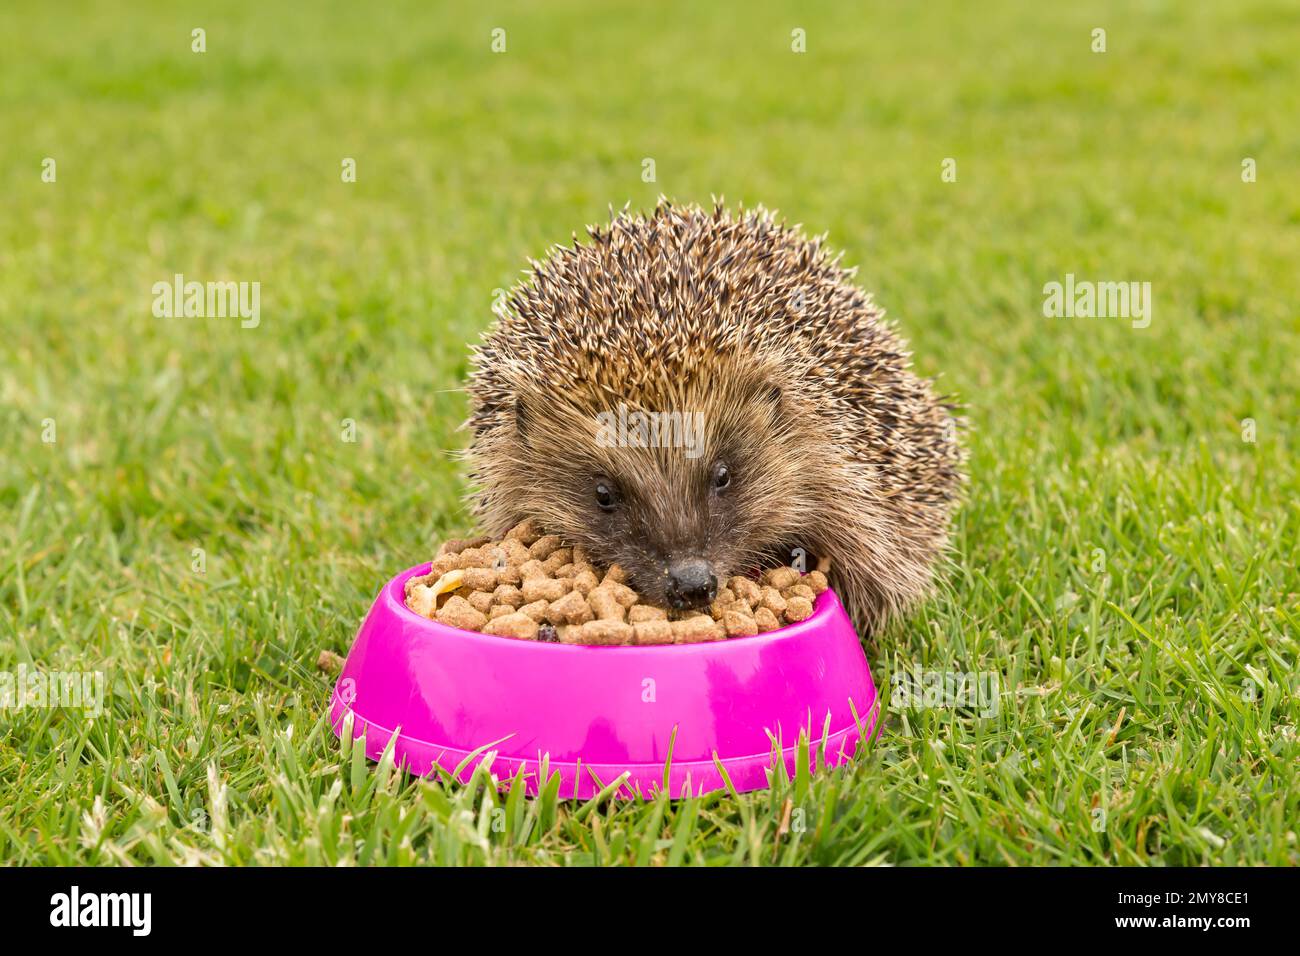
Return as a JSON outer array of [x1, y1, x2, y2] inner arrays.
[[329, 563, 878, 799]]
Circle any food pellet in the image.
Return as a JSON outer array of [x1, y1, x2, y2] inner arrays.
[[672, 616, 725, 644], [763, 567, 801, 590], [518, 600, 549, 622], [784, 596, 815, 623], [541, 549, 572, 574], [529, 535, 563, 560], [729, 576, 762, 604], [588, 587, 625, 621], [545, 589, 594, 625], [438, 535, 489, 556], [462, 567, 497, 592], [518, 559, 546, 581], [493, 584, 524, 607], [575, 620, 634, 645], [632, 620, 674, 645], [436, 595, 487, 631], [406, 585, 438, 618], [758, 587, 788, 616], [483, 612, 539, 640], [506, 518, 544, 544], [405, 520, 831, 645], [722, 610, 759, 638], [628, 604, 667, 623], [522, 577, 568, 603]]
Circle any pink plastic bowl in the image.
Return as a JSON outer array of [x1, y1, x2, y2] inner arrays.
[[329, 563, 878, 799]]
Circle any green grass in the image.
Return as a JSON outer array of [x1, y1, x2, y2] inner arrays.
[[2, 0, 1298, 865]]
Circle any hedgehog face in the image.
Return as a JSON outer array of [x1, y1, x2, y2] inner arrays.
[[579, 450, 742, 610], [467, 201, 965, 634], [504, 372, 807, 610]]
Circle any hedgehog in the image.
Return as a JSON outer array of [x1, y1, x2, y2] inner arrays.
[[464, 200, 963, 635]]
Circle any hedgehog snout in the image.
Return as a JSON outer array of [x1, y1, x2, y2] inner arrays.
[[663, 557, 718, 610]]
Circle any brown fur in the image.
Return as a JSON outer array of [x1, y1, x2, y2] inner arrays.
[[465, 200, 964, 633]]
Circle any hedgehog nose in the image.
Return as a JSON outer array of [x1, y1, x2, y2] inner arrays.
[[665, 559, 718, 610]]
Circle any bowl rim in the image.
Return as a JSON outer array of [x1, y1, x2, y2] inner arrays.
[[387, 562, 843, 654]]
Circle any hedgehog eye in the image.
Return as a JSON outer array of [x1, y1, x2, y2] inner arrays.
[[594, 479, 618, 512], [711, 462, 731, 493]]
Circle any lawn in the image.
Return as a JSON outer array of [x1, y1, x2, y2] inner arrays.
[[1, 0, 1297, 865]]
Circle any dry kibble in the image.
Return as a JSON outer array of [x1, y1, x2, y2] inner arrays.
[[412, 526, 824, 645], [429, 554, 461, 577], [578, 620, 634, 645], [628, 604, 668, 623], [784, 596, 815, 623], [518, 559, 547, 581], [759, 587, 788, 616], [545, 589, 594, 625], [529, 535, 563, 561], [606, 582, 639, 607], [505, 518, 544, 545], [518, 600, 549, 622], [483, 612, 539, 640], [710, 588, 739, 617], [632, 621, 674, 645], [462, 567, 498, 592], [316, 649, 345, 675], [404, 572, 433, 596], [498, 538, 530, 565], [588, 587, 626, 621], [722, 610, 759, 638], [571, 569, 600, 595], [541, 548, 572, 573], [436, 595, 487, 631], [726, 599, 755, 619], [522, 576, 569, 603], [763, 567, 801, 590], [438, 535, 490, 556], [492, 584, 524, 608], [729, 576, 762, 604], [672, 616, 725, 644], [406, 584, 438, 619]]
